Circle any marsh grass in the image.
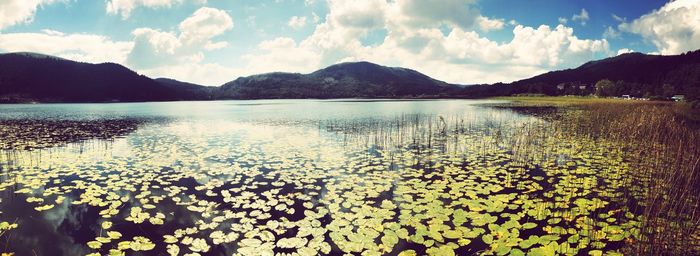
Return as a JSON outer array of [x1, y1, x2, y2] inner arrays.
[[490, 95, 666, 106], [322, 100, 700, 255], [553, 103, 700, 255], [498, 103, 700, 255]]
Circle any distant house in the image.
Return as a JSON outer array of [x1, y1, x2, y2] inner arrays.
[[671, 95, 685, 101], [555, 82, 591, 96]]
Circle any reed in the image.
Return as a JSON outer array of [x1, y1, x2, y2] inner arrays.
[[320, 101, 700, 255], [552, 103, 700, 255]]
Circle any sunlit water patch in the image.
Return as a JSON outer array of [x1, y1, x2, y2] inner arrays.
[[0, 100, 662, 255]]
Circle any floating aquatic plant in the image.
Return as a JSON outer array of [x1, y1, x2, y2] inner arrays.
[[0, 102, 697, 255]]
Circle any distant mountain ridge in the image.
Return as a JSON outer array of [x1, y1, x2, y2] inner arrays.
[[217, 61, 457, 99], [1, 50, 699, 103], [0, 52, 209, 102], [460, 50, 700, 99], [0, 52, 458, 102], [155, 78, 215, 100]]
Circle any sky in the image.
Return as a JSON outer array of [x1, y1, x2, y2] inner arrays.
[[0, 0, 698, 86]]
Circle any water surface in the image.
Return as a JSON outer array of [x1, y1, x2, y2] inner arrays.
[[0, 100, 635, 256]]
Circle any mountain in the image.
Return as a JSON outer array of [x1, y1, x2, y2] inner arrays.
[[216, 61, 458, 99], [155, 78, 214, 100], [2, 50, 700, 102], [0, 52, 204, 103], [0, 53, 457, 102], [459, 50, 700, 99]]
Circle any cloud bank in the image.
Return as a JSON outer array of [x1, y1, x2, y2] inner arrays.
[[619, 0, 700, 55], [2, 0, 698, 86]]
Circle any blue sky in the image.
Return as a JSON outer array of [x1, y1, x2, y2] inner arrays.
[[0, 0, 698, 85]]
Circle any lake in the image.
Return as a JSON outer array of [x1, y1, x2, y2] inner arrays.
[[0, 99, 662, 255]]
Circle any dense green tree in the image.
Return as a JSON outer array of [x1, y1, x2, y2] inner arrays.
[[662, 83, 676, 97], [595, 79, 616, 97]]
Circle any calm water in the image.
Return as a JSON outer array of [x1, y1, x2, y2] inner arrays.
[[0, 99, 514, 121], [0, 99, 652, 256], [0, 99, 540, 256]]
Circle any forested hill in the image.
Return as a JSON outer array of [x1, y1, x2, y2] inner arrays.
[[458, 50, 700, 99], [1, 50, 700, 102], [216, 61, 459, 99], [0, 52, 209, 103]]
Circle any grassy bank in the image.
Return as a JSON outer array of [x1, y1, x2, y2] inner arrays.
[[320, 98, 700, 255], [490, 96, 668, 106], [493, 97, 700, 254]]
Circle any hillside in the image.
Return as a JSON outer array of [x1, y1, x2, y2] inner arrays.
[[216, 62, 457, 99], [0, 53, 204, 103], [2, 50, 700, 102], [460, 50, 700, 99], [155, 78, 214, 100]]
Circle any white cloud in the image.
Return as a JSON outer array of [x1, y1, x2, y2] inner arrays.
[[126, 7, 232, 69], [612, 14, 625, 22], [619, 0, 700, 55], [107, 0, 178, 19], [476, 16, 505, 31], [288, 16, 307, 30], [603, 26, 620, 39], [178, 7, 233, 46], [390, 0, 504, 32], [106, 0, 207, 19], [617, 48, 634, 55], [127, 28, 181, 68], [558, 17, 567, 24], [0, 0, 57, 30], [0, 5, 234, 85], [40, 29, 64, 36], [277, 0, 388, 68], [123, 7, 234, 85], [0, 0, 614, 86], [140, 62, 241, 86], [0, 30, 133, 64], [242, 19, 609, 84], [232, 0, 610, 84], [359, 23, 609, 83], [0, 28, 236, 86], [0, 0, 529, 85], [327, 0, 386, 30], [508, 25, 607, 67], [571, 8, 589, 25], [242, 37, 321, 75]]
